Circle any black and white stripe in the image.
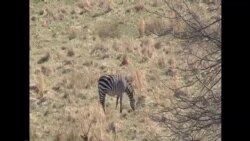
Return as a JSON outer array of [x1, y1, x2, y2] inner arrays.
[[98, 74, 135, 113]]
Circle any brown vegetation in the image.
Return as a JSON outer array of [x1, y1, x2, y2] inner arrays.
[[30, 0, 221, 141]]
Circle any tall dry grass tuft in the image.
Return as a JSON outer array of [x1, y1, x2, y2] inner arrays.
[[53, 121, 80, 141], [135, 71, 142, 92], [112, 39, 121, 52], [140, 38, 155, 58], [34, 69, 46, 97], [77, 102, 112, 141], [169, 44, 181, 91], [169, 10, 176, 31], [132, 69, 146, 95], [106, 121, 123, 141], [168, 58, 173, 66], [152, 87, 161, 106], [68, 69, 99, 92], [138, 18, 145, 38]]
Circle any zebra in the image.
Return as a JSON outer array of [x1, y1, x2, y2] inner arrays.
[[98, 74, 136, 113]]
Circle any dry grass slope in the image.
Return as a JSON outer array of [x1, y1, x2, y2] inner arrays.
[[30, 0, 220, 141]]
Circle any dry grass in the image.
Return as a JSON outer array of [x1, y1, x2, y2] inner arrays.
[[33, 69, 46, 97], [145, 18, 171, 36], [30, 0, 219, 140], [97, 21, 120, 39], [151, 0, 163, 7], [68, 30, 77, 40], [138, 18, 146, 37], [140, 38, 155, 58]]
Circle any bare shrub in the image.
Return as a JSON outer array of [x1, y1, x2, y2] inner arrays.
[[132, 69, 146, 94], [148, 0, 221, 140]]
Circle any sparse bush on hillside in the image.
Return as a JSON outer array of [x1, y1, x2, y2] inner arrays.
[[148, 0, 221, 140]]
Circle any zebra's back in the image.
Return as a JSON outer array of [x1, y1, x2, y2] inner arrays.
[[98, 74, 127, 96]]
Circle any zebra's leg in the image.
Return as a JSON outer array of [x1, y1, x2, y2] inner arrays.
[[120, 93, 123, 113], [116, 95, 119, 109], [100, 93, 106, 113]]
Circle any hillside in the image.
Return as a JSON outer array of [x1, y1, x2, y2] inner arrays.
[[30, 0, 221, 141]]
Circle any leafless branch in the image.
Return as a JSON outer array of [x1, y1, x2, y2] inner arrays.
[[148, 0, 221, 140]]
